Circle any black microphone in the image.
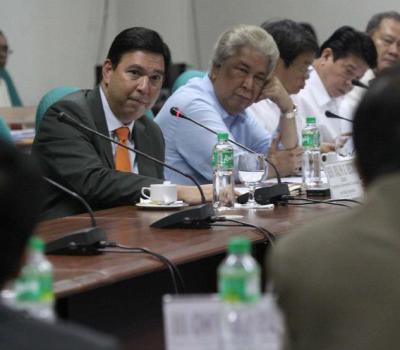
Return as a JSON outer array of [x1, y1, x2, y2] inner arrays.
[[170, 107, 289, 205], [57, 112, 215, 229], [325, 110, 354, 123], [351, 79, 368, 89], [43, 177, 107, 255]]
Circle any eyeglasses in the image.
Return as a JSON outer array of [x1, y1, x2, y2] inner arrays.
[[229, 65, 268, 89], [0, 45, 13, 55]]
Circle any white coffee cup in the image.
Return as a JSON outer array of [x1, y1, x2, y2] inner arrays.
[[141, 181, 177, 204]]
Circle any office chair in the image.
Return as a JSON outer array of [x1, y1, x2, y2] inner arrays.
[[171, 70, 207, 94], [0, 68, 22, 107], [145, 109, 155, 119], [35, 86, 80, 133], [36, 86, 155, 129], [0, 117, 13, 143]]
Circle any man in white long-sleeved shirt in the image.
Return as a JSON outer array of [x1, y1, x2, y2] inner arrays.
[[293, 26, 377, 152], [250, 20, 318, 138]]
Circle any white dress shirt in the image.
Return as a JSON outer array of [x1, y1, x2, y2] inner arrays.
[[99, 87, 137, 172], [339, 69, 375, 120], [292, 68, 349, 143], [249, 99, 281, 134]]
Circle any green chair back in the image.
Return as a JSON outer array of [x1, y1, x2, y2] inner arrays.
[[0, 117, 13, 143], [0, 68, 22, 106], [145, 109, 155, 119], [35, 86, 155, 128], [171, 70, 207, 94], [35, 86, 80, 133]]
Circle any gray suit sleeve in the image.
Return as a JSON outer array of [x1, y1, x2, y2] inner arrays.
[[33, 97, 164, 210]]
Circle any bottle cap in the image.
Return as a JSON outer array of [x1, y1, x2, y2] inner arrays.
[[217, 132, 229, 141], [228, 237, 251, 254], [306, 116, 316, 124], [29, 236, 45, 252]]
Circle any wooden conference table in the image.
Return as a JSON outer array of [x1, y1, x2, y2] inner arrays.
[[35, 202, 344, 349]]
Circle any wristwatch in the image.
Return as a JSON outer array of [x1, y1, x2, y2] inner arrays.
[[282, 105, 297, 119]]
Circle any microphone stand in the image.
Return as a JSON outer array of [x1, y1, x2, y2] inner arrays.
[[58, 112, 215, 229], [325, 110, 354, 123], [43, 177, 107, 255], [351, 79, 369, 89], [170, 107, 289, 205]]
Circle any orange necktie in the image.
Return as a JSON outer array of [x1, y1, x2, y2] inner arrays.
[[114, 127, 131, 172]]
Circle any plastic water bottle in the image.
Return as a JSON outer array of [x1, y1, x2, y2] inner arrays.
[[218, 237, 261, 350], [15, 236, 56, 322], [212, 132, 235, 210], [302, 116, 321, 188]]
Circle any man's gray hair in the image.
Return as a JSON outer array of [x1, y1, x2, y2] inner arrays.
[[211, 24, 279, 76], [366, 11, 400, 35]]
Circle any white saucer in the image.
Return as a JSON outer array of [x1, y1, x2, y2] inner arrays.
[[136, 199, 188, 209], [234, 203, 274, 209]]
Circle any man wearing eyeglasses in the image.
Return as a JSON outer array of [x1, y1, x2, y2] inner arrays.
[[251, 20, 318, 135], [292, 26, 377, 152], [249, 20, 319, 175], [340, 12, 400, 121], [156, 25, 298, 184], [0, 30, 22, 107]]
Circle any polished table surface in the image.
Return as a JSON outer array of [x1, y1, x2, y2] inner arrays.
[[34, 202, 345, 349], [35, 202, 343, 298]]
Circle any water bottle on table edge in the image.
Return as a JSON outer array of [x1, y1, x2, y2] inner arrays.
[[14, 236, 56, 322], [212, 132, 235, 211], [302, 116, 321, 188], [218, 237, 261, 350]]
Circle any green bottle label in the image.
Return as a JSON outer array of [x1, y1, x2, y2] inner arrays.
[[219, 272, 260, 303], [213, 149, 234, 169], [16, 272, 54, 302], [302, 133, 314, 148], [302, 131, 320, 148], [314, 131, 320, 147], [212, 150, 218, 168]]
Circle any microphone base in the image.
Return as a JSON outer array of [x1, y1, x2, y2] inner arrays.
[[151, 203, 215, 229], [237, 183, 290, 205], [45, 227, 107, 255]]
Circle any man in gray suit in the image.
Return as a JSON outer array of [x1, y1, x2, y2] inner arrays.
[[268, 64, 400, 349], [0, 139, 119, 349], [33, 27, 211, 219]]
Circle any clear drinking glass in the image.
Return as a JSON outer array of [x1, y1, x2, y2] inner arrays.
[[238, 153, 267, 208]]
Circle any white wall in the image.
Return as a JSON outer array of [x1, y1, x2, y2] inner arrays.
[[115, 0, 198, 67], [1, 0, 400, 105], [0, 0, 118, 105], [193, 0, 400, 70]]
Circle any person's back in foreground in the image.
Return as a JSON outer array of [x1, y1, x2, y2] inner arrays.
[[0, 140, 120, 349], [268, 64, 400, 350]]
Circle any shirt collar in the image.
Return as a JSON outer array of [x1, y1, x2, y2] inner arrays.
[[100, 86, 135, 135], [202, 75, 247, 124], [309, 67, 344, 109]]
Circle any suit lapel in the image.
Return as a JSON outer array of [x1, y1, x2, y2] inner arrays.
[[133, 118, 158, 176], [87, 87, 114, 168]]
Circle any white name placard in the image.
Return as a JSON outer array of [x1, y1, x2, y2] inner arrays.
[[163, 294, 284, 350], [323, 158, 363, 199]]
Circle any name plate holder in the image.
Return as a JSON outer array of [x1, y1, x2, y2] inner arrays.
[[163, 294, 284, 350], [323, 157, 363, 199]]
